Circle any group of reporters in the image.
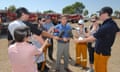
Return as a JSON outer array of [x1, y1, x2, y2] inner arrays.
[[8, 6, 120, 72]]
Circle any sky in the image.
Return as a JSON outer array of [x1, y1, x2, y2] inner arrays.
[[0, 0, 120, 16]]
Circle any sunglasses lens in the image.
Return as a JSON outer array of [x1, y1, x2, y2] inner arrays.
[[91, 20, 96, 22], [43, 20, 45, 22], [99, 12, 104, 16], [42, 20, 45, 22]]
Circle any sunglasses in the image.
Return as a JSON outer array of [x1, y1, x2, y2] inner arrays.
[[99, 12, 105, 16], [91, 21, 96, 23], [41, 20, 46, 22], [78, 24, 83, 25]]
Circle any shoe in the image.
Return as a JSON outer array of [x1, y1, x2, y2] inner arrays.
[[50, 57, 55, 62], [74, 63, 81, 66], [86, 68, 94, 72], [45, 65, 49, 70], [40, 65, 49, 72], [82, 67, 89, 71], [64, 68, 72, 72], [55, 69, 60, 72], [43, 69, 49, 72], [69, 57, 72, 60]]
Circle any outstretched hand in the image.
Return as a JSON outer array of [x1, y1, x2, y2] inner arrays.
[[53, 36, 60, 40], [73, 38, 80, 43], [44, 39, 49, 45], [63, 38, 69, 42]]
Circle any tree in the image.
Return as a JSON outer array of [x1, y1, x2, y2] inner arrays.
[[8, 5, 16, 12], [83, 9, 89, 16], [73, 2, 85, 14], [62, 2, 85, 14], [63, 5, 74, 14], [90, 13, 97, 17], [114, 10, 120, 18], [43, 10, 55, 14]]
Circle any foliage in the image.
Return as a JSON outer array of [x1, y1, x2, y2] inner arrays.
[[62, 2, 85, 14], [8, 5, 16, 12], [43, 10, 55, 14]]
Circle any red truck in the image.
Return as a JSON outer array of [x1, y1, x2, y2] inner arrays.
[[64, 14, 83, 23]]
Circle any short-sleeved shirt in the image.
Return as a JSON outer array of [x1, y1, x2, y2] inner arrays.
[[43, 22, 54, 39], [8, 42, 42, 72], [30, 36, 45, 63], [88, 24, 100, 48], [75, 27, 86, 38], [8, 20, 42, 40], [54, 23, 72, 43], [93, 18, 119, 56], [89, 24, 100, 35], [43, 22, 54, 31]]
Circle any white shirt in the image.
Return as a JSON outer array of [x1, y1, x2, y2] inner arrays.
[[76, 27, 86, 39], [8, 20, 27, 39]]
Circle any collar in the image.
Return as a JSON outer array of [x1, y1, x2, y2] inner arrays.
[[46, 22, 52, 24], [103, 18, 112, 25], [61, 24, 67, 27], [17, 19, 23, 22]]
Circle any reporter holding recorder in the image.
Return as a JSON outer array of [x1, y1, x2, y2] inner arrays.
[[87, 14, 101, 72], [8, 7, 58, 45], [8, 27, 49, 72]]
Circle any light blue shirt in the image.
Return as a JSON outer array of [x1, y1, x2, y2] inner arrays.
[[43, 22, 54, 31], [54, 23, 72, 43], [31, 36, 45, 63]]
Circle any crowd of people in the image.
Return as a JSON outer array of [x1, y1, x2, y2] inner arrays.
[[7, 6, 120, 72]]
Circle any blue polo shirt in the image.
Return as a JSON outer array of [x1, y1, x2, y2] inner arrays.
[[93, 18, 119, 56], [54, 23, 72, 43]]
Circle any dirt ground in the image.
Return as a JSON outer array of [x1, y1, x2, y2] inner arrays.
[[0, 19, 120, 72]]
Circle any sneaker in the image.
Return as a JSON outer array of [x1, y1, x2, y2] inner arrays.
[[74, 63, 81, 67], [40, 65, 49, 72], [86, 68, 94, 72], [50, 57, 55, 62], [55, 69, 60, 72], [64, 68, 72, 72], [69, 56, 72, 60], [82, 67, 89, 71], [42, 69, 49, 72], [44, 65, 49, 70]]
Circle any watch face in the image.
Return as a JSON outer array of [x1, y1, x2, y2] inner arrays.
[[76, 27, 80, 30], [48, 39, 51, 44], [78, 37, 83, 40]]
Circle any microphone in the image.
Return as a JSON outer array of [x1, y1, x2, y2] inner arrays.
[[67, 30, 73, 38], [58, 30, 65, 38]]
